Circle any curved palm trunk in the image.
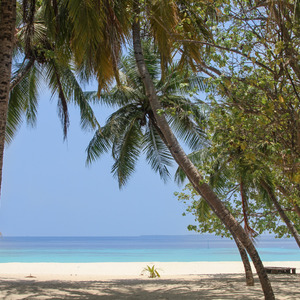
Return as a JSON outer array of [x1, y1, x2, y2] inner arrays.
[[261, 180, 300, 248], [0, 0, 17, 196], [149, 114, 255, 286], [132, 8, 274, 300], [234, 236, 254, 286]]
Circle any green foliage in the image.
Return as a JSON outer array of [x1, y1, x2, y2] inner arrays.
[[86, 43, 208, 188], [175, 145, 300, 239], [200, 1, 300, 187], [8, 1, 100, 143], [172, 0, 300, 240], [142, 265, 161, 278]]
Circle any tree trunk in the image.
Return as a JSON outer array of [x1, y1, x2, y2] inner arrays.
[[261, 180, 300, 248], [0, 0, 17, 197], [234, 236, 255, 286], [132, 6, 274, 299], [149, 114, 255, 287]]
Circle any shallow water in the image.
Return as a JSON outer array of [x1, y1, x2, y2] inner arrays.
[[0, 235, 298, 262]]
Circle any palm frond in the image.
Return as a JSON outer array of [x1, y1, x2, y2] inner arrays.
[[86, 127, 112, 164], [98, 85, 145, 108], [146, 0, 178, 77], [46, 61, 70, 139], [168, 111, 207, 151], [56, 67, 100, 131], [158, 64, 208, 95], [196, 199, 212, 222], [6, 62, 40, 143], [111, 120, 143, 188], [143, 125, 173, 182]]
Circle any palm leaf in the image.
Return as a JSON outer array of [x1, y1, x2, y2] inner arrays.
[[174, 147, 211, 185], [86, 126, 112, 164], [6, 62, 40, 143], [111, 119, 143, 188], [143, 125, 173, 182]]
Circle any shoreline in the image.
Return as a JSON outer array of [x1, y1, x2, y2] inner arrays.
[[0, 261, 299, 279]]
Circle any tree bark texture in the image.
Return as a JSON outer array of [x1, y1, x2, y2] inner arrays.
[[234, 236, 254, 286], [132, 6, 275, 299], [149, 113, 255, 286], [0, 0, 16, 197]]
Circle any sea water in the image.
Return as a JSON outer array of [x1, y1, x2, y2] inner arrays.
[[0, 235, 298, 263]]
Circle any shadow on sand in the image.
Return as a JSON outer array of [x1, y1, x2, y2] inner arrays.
[[0, 274, 299, 299]]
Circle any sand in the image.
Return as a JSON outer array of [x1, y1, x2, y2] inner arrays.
[[0, 261, 299, 299]]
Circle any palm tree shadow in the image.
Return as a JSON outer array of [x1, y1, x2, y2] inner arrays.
[[0, 275, 298, 299]]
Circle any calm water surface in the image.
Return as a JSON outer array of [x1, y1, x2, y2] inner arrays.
[[0, 235, 298, 263]]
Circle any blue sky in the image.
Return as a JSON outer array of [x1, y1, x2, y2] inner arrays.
[[0, 86, 196, 237]]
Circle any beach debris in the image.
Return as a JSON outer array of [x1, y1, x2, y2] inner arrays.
[[142, 265, 161, 278]]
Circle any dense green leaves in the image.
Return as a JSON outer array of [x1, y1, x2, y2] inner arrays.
[[173, 0, 300, 242], [8, 1, 100, 142]]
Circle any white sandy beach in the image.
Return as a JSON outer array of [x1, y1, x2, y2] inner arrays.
[[0, 261, 299, 299]]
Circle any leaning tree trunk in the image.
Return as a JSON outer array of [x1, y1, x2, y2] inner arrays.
[[149, 114, 255, 286], [0, 0, 16, 197], [132, 7, 274, 300], [261, 180, 300, 248], [234, 236, 255, 286]]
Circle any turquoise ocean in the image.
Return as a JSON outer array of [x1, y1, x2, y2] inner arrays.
[[0, 235, 298, 263]]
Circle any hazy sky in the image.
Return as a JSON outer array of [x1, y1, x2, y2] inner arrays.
[[0, 86, 196, 237]]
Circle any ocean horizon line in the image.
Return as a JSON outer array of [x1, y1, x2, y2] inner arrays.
[[0, 233, 286, 238]]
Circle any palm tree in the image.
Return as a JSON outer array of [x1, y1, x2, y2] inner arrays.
[[0, 0, 17, 196], [0, 0, 110, 197], [177, 138, 300, 283], [177, 144, 300, 247], [131, 3, 274, 299], [7, 2, 100, 144], [88, 44, 256, 286], [9, 1, 275, 298], [175, 149, 256, 286], [86, 42, 207, 187]]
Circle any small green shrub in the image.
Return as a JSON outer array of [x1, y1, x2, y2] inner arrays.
[[142, 265, 161, 278]]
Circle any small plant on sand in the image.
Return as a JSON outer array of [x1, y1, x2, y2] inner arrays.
[[142, 265, 161, 278]]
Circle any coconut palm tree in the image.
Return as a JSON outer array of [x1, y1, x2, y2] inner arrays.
[[176, 139, 300, 285], [59, 0, 275, 297], [86, 42, 207, 187], [1, 1, 275, 297], [0, 0, 16, 196], [6, 2, 100, 144], [175, 143, 300, 247], [130, 3, 274, 298], [0, 0, 111, 197]]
